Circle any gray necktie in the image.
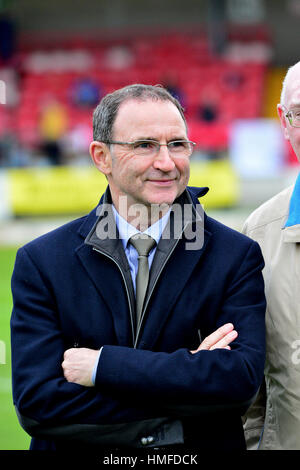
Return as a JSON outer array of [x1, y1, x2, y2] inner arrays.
[[129, 234, 156, 328]]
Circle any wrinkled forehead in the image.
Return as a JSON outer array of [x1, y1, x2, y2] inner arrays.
[[113, 97, 187, 134]]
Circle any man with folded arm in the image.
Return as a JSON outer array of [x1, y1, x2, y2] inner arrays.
[[11, 84, 266, 451]]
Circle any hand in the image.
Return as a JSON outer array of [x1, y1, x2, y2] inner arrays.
[[190, 323, 238, 354], [62, 348, 99, 387]]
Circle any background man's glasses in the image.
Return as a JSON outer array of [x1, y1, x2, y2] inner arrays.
[[101, 139, 196, 158], [282, 106, 300, 128]]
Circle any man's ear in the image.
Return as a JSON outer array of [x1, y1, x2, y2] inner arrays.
[[277, 104, 290, 141], [89, 141, 112, 175]]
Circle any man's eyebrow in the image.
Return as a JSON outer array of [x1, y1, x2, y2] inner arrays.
[[131, 137, 159, 142], [132, 136, 188, 142]]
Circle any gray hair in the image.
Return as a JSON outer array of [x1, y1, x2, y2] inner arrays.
[[280, 66, 292, 105], [280, 61, 300, 105], [92, 83, 187, 142]]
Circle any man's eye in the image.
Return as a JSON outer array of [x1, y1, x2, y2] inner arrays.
[[169, 141, 187, 149], [134, 141, 156, 149]]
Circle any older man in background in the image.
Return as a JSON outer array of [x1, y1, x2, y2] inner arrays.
[[243, 61, 300, 449]]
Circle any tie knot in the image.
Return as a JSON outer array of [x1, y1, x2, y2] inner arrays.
[[129, 234, 156, 257]]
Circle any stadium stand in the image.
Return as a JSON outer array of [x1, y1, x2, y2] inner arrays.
[[0, 27, 272, 164]]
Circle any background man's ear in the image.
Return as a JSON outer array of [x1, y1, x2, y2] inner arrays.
[[89, 141, 112, 175], [277, 104, 290, 141]]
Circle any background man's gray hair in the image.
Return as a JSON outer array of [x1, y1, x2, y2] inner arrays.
[[280, 66, 292, 105], [92, 83, 187, 142], [280, 61, 300, 105]]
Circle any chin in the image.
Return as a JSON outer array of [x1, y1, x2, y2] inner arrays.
[[146, 196, 176, 207], [144, 188, 182, 206]]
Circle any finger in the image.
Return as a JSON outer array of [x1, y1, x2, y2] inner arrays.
[[190, 340, 233, 355], [209, 330, 238, 350], [64, 370, 75, 382], [64, 348, 81, 361], [63, 348, 74, 359], [61, 360, 70, 372], [198, 323, 234, 351]]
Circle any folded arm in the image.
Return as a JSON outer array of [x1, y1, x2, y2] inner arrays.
[[94, 241, 266, 410], [62, 322, 238, 386], [11, 240, 265, 440], [10, 248, 152, 429]]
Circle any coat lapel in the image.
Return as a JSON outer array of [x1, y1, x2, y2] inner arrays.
[[75, 192, 135, 347], [75, 243, 135, 347], [135, 188, 211, 349], [137, 227, 212, 349], [75, 185, 211, 350]]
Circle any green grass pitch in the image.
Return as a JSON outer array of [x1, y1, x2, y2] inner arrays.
[[0, 246, 30, 450]]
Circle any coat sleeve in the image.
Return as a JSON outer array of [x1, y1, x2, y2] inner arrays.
[[241, 218, 267, 449], [95, 241, 266, 412], [242, 380, 266, 449]]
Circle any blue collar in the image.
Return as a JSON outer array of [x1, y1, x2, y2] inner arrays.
[[284, 172, 300, 228]]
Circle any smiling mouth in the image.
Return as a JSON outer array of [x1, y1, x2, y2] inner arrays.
[[148, 179, 176, 184]]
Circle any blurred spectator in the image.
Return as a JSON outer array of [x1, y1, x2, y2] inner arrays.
[[24, 50, 93, 73], [222, 69, 245, 91], [40, 141, 63, 166], [197, 100, 218, 123], [69, 77, 101, 108], [0, 134, 32, 167], [39, 99, 68, 165], [0, 68, 19, 107], [224, 42, 273, 63], [62, 123, 92, 165], [161, 74, 185, 107], [0, 13, 17, 63], [197, 89, 219, 123], [103, 45, 134, 69]]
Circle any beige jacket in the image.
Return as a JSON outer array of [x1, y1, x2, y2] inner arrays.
[[242, 185, 300, 450]]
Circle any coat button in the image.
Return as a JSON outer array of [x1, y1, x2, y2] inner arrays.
[[140, 436, 155, 445]]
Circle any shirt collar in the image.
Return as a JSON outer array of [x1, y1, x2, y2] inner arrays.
[[284, 171, 300, 228], [112, 205, 171, 250]]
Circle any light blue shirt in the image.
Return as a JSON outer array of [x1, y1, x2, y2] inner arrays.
[[112, 205, 170, 292], [284, 171, 300, 228], [91, 205, 171, 384]]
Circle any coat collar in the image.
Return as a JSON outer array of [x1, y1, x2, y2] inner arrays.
[[282, 224, 300, 243], [77, 185, 209, 242], [282, 172, 300, 243], [76, 185, 211, 348]]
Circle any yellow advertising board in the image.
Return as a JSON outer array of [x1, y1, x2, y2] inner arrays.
[[188, 159, 239, 209], [7, 159, 239, 216], [8, 166, 105, 216]]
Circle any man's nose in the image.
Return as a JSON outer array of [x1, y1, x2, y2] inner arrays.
[[152, 145, 176, 171]]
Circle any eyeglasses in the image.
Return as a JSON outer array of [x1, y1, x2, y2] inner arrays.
[[282, 106, 300, 128], [101, 139, 196, 158]]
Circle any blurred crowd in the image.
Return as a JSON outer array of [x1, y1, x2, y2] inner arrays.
[[0, 13, 273, 168]]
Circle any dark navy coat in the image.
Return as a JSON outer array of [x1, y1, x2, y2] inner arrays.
[[10, 187, 266, 451]]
